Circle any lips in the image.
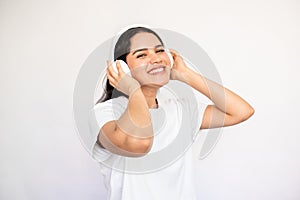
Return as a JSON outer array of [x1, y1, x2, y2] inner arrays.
[[147, 65, 165, 75]]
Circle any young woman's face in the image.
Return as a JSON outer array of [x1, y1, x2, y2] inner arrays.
[[126, 32, 171, 87]]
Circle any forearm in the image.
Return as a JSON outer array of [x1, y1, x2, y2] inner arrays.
[[101, 62, 154, 156], [99, 88, 154, 157], [182, 68, 254, 117], [117, 87, 153, 138]]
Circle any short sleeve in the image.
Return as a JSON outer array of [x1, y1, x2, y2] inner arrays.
[[87, 96, 128, 162], [181, 96, 208, 138], [194, 100, 208, 132]]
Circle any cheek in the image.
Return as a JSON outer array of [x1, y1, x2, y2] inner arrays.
[[162, 54, 171, 66], [126, 60, 135, 70], [130, 66, 147, 80], [125, 55, 134, 70], [126, 57, 141, 70], [133, 61, 149, 70], [126, 57, 146, 70]]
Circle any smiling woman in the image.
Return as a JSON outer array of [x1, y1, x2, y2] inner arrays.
[[98, 27, 172, 103], [125, 33, 172, 88], [89, 26, 254, 200]]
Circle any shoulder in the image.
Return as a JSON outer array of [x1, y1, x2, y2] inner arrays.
[[94, 96, 128, 113], [90, 96, 128, 127], [94, 96, 128, 109]]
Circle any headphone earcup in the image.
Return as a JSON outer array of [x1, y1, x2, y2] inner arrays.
[[112, 60, 131, 76], [166, 49, 174, 68]]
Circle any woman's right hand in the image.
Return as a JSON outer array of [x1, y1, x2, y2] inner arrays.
[[106, 60, 141, 96]]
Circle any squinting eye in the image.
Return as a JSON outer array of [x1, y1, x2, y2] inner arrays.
[[136, 53, 147, 58], [156, 49, 165, 53]]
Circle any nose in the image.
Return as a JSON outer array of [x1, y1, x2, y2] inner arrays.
[[149, 51, 162, 64]]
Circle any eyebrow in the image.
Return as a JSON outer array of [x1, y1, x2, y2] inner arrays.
[[132, 44, 164, 55]]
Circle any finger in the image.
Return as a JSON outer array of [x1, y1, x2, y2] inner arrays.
[[106, 60, 113, 71], [169, 49, 184, 62], [107, 62, 118, 78], [106, 60, 112, 66], [169, 49, 179, 58], [116, 60, 125, 76], [107, 74, 117, 88]]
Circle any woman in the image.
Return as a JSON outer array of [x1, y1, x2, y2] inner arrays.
[[92, 26, 254, 199]]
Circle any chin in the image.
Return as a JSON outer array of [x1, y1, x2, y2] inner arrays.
[[149, 79, 170, 88], [139, 80, 169, 89]]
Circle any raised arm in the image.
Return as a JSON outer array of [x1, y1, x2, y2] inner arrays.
[[98, 61, 154, 157], [170, 50, 254, 129]]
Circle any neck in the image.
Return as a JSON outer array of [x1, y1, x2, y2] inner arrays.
[[141, 86, 159, 108]]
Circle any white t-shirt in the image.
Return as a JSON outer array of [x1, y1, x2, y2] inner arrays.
[[88, 86, 207, 200]]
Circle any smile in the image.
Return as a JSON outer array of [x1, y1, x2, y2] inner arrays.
[[147, 66, 165, 75]]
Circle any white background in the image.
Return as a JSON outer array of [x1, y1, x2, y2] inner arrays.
[[1, 0, 299, 199]]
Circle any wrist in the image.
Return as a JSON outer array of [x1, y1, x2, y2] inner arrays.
[[178, 67, 195, 85], [128, 80, 141, 96], [116, 75, 141, 96]]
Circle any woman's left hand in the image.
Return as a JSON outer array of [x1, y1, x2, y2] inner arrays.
[[169, 49, 190, 82]]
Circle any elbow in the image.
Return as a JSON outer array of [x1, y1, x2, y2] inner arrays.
[[137, 139, 153, 155], [230, 105, 255, 126], [250, 106, 255, 117], [240, 105, 255, 122], [123, 136, 154, 157], [246, 105, 255, 119]]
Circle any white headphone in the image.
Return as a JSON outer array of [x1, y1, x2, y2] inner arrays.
[[111, 24, 173, 76]]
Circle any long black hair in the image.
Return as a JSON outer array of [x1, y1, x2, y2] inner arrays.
[[96, 27, 164, 104]]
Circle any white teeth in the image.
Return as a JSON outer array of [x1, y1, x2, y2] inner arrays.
[[149, 67, 164, 74]]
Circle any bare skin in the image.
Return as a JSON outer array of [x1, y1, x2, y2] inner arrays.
[[169, 49, 254, 129], [98, 32, 254, 157]]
